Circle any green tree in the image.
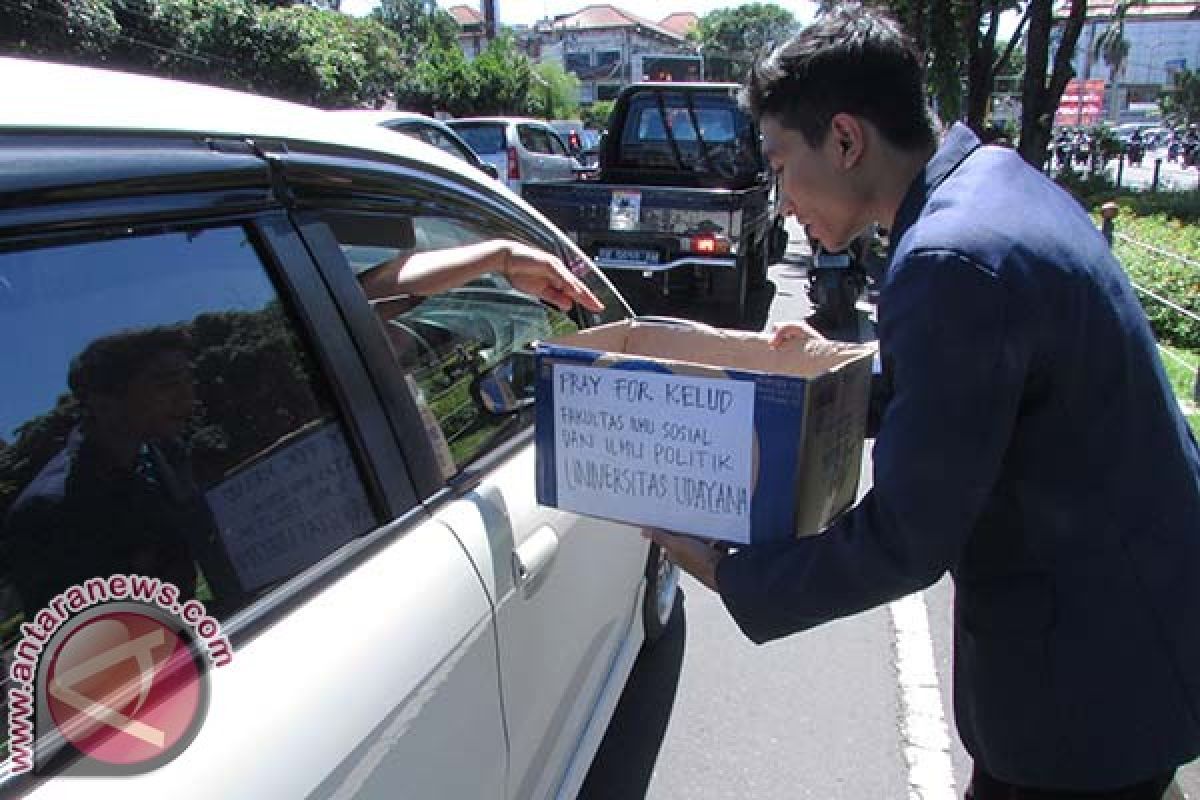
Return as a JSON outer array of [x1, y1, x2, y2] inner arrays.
[[0, 0, 120, 59], [467, 33, 535, 115], [582, 99, 615, 130], [1160, 68, 1200, 126], [691, 3, 797, 82], [964, 0, 1029, 133], [531, 61, 580, 120], [1018, 0, 1090, 166], [1093, 0, 1137, 122], [371, 0, 457, 64]]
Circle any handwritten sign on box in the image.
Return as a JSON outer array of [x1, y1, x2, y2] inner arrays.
[[551, 363, 756, 543]]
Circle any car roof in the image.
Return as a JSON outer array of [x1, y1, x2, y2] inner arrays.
[[0, 57, 482, 185], [330, 110, 445, 126], [449, 117, 551, 126], [624, 82, 742, 92]]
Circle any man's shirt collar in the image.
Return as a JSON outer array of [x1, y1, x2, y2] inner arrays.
[[889, 123, 982, 254]]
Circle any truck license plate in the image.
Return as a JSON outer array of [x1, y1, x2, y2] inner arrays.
[[598, 247, 660, 265]]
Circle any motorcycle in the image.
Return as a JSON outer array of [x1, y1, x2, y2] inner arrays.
[[806, 230, 871, 334], [1127, 140, 1144, 166]]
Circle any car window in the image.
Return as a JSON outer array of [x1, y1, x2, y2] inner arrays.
[[319, 209, 581, 473], [426, 129, 476, 164], [0, 225, 381, 654], [450, 123, 506, 155], [518, 125, 553, 154], [619, 91, 762, 176], [546, 130, 570, 157], [398, 122, 477, 165]]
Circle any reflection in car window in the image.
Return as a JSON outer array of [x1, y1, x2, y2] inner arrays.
[[320, 210, 580, 474], [0, 227, 379, 666]]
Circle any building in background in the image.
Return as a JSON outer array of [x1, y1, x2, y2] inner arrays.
[[658, 12, 700, 38], [448, 4, 701, 105], [1054, 0, 1200, 125], [448, 4, 487, 59]]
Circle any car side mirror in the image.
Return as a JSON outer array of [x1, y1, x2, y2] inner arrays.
[[480, 162, 500, 179], [472, 349, 537, 415]]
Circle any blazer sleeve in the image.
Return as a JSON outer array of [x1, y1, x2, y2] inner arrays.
[[716, 249, 1032, 644]]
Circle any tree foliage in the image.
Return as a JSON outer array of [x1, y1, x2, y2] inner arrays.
[[1160, 68, 1200, 126], [0, 0, 403, 108], [394, 32, 546, 117], [691, 3, 798, 82], [531, 61, 580, 121], [370, 0, 457, 64], [581, 100, 615, 130]]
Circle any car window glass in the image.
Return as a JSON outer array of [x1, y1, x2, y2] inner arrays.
[[546, 131, 570, 157], [0, 226, 380, 659], [519, 126, 552, 154], [451, 124, 506, 155], [428, 130, 474, 163], [319, 209, 580, 474], [620, 91, 761, 175]]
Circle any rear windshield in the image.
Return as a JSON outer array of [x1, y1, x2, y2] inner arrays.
[[617, 91, 761, 177], [449, 123, 507, 154]]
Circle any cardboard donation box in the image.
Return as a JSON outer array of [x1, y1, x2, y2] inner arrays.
[[534, 319, 877, 545]]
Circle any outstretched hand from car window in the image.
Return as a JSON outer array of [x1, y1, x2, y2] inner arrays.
[[501, 240, 603, 313], [362, 239, 603, 314]]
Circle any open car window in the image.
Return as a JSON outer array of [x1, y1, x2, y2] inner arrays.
[[319, 209, 580, 475]]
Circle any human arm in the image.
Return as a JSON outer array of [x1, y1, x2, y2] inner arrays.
[[711, 251, 1031, 643], [358, 239, 603, 313]]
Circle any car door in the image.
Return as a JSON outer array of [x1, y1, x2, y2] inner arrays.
[[292, 165, 651, 800], [543, 127, 580, 181], [0, 161, 506, 798], [517, 124, 557, 184], [452, 122, 512, 190]]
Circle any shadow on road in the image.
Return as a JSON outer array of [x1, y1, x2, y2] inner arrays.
[[577, 589, 689, 800]]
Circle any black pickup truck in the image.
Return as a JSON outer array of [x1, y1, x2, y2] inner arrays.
[[523, 83, 784, 323]]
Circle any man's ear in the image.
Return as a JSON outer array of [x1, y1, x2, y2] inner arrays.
[[829, 113, 865, 169]]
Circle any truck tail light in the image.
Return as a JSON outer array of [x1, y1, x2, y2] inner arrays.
[[688, 233, 730, 255], [507, 147, 520, 181]]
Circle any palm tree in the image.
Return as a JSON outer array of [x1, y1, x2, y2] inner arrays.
[[1093, 0, 1139, 122]]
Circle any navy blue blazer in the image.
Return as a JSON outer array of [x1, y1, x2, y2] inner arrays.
[[717, 124, 1200, 790]]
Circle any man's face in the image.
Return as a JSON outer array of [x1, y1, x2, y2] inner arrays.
[[93, 350, 196, 442], [761, 115, 864, 252]]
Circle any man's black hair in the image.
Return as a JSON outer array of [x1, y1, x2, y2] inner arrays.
[[68, 325, 193, 404], [743, 4, 937, 151]]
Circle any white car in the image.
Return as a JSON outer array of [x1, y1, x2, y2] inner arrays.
[[331, 109, 502, 180], [0, 58, 678, 799], [448, 118, 583, 194]]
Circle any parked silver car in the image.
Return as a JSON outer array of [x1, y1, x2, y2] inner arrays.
[[332, 109, 501, 179], [0, 57, 678, 799], [449, 117, 582, 193]]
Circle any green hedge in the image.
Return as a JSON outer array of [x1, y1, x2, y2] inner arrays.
[[1107, 209, 1200, 351], [1058, 177, 1200, 351]]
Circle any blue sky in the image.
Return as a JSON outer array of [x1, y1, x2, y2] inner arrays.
[[340, 1, 820, 27]]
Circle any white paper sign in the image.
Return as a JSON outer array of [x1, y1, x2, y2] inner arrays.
[[609, 189, 641, 231], [552, 364, 756, 543], [205, 422, 374, 591]]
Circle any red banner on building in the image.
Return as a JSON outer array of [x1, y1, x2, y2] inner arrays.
[[1055, 79, 1106, 127]]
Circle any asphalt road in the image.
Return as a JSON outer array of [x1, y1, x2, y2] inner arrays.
[[578, 237, 1199, 799]]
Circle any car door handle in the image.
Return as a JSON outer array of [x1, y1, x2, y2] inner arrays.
[[512, 526, 559, 598]]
